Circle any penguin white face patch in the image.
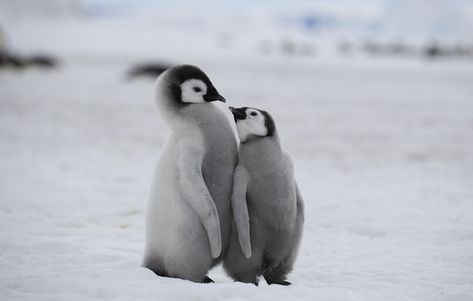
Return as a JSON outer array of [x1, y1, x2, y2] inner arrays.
[[235, 109, 268, 142], [180, 79, 207, 103]]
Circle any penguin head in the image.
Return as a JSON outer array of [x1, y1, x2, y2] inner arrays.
[[164, 65, 225, 105], [229, 107, 275, 143]]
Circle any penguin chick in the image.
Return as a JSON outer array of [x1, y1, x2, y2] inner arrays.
[[143, 65, 237, 283], [223, 106, 304, 286]]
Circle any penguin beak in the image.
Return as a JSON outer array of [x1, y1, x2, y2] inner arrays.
[[229, 107, 246, 121], [204, 85, 226, 103], [204, 94, 226, 103]]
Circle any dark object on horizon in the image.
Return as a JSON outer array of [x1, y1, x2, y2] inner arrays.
[[424, 44, 443, 58], [127, 62, 172, 79], [388, 42, 413, 55], [280, 38, 296, 56], [0, 51, 25, 68], [363, 40, 381, 55], [27, 55, 58, 68], [279, 38, 315, 57], [363, 40, 415, 57], [337, 40, 354, 55], [0, 51, 58, 69], [452, 44, 473, 57], [423, 43, 473, 59], [1, 26, 58, 70], [362, 40, 473, 59]]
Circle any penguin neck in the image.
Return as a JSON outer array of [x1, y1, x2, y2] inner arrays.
[[161, 102, 222, 133], [239, 133, 284, 174]]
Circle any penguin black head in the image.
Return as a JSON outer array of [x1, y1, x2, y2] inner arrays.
[[229, 107, 275, 143], [165, 65, 225, 105]]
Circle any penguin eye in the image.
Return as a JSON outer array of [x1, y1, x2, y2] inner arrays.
[[193, 87, 202, 92], [250, 112, 257, 116]]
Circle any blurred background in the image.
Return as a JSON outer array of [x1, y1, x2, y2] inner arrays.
[[1, 0, 473, 300]]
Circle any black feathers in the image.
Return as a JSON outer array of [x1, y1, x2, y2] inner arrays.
[[171, 65, 213, 86], [165, 64, 221, 104], [260, 110, 276, 137]]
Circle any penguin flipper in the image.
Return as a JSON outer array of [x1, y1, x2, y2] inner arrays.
[[295, 183, 305, 223], [178, 140, 222, 259], [285, 153, 305, 221], [231, 165, 252, 258]]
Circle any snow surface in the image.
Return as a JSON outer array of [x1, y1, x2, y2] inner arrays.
[[1, 2, 473, 300]]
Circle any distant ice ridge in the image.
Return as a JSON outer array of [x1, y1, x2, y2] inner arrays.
[[1, 0, 472, 61], [1, 0, 472, 42]]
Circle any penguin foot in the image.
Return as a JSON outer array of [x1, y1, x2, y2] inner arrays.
[[202, 276, 214, 284], [233, 279, 259, 286], [268, 280, 291, 286]]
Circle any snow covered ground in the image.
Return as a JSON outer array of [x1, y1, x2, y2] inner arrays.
[[1, 1, 473, 300], [2, 55, 473, 301]]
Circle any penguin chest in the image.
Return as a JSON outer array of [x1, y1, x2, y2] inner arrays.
[[149, 139, 201, 229], [247, 172, 297, 230]]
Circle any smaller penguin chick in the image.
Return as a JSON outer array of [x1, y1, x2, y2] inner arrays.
[[224, 106, 304, 286]]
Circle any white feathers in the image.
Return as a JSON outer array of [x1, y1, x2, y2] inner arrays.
[[235, 109, 268, 142], [180, 79, 207, 104]]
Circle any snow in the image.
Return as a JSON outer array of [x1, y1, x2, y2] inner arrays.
[[1, 1, 473, 300]]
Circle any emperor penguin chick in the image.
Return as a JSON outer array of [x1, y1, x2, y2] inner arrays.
[[224, 107, 304, 286], [143, 65, 237, 283]]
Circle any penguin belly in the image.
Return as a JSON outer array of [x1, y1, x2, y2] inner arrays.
[[249, 173, 298, 258], [144, 138, 212, 280], [224, 165, 299, 285]]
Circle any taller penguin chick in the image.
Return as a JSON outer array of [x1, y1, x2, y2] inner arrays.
[[143, 65, 237, 283], [224, 107, 304, 286]]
